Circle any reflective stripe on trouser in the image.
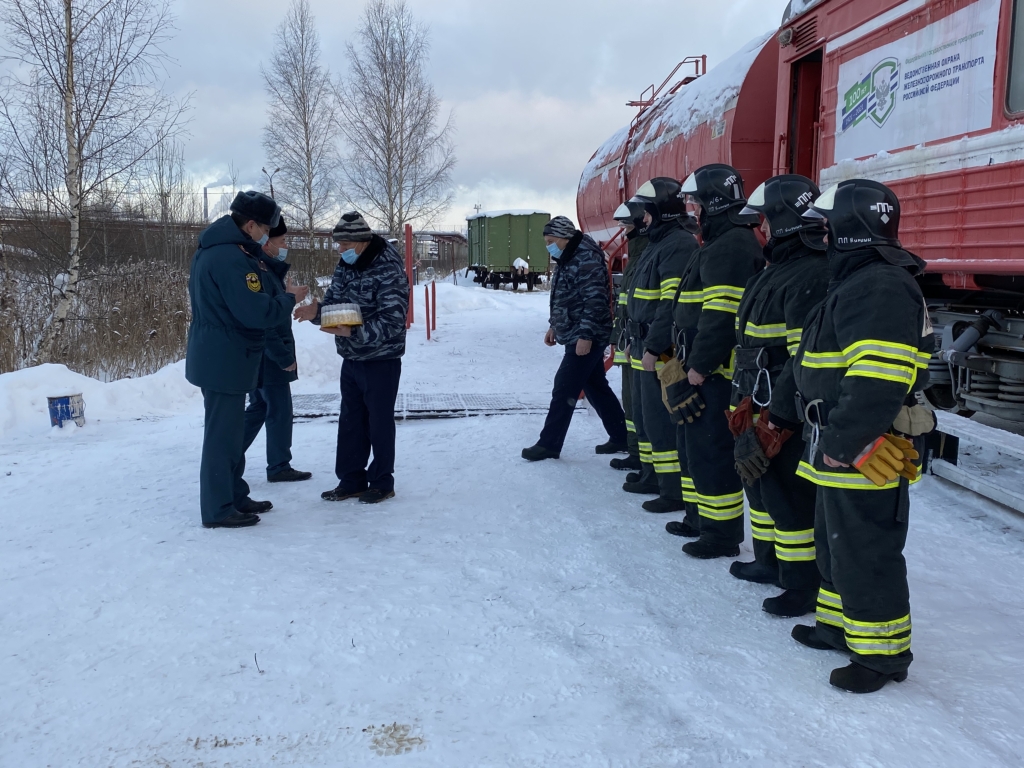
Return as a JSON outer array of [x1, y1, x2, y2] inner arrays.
[[675, 425, 700, 526], [680, 374, 744, 546], [761, 435, 820, 591], [745, 479, 778, 570], [638, 369, 682, 501], [814, 482, 913, 675], [621, 365, 639, 457], [630, 367, 657, 485]]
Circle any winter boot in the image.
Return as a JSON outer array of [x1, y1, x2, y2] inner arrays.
[[623, 479, 660, 495], [665, 520, 700, 538], [522, 444, 560, 461], [203, 512, 260, 529], [682, 538, 740, 560], [610, 455, 643, 471], [321, 485, 367, 502], [360, 489, 396, 504], [791, 624, 841, 651], [236, 498, 273, 514], [763, 589, 818, 618], [829, 663, 908, 694], [268, 468, 313, 483], [596, 440, 628, 455], [625, 471, 642, 483], [729, 560, 780, 585], [642, 497, 687, 514]]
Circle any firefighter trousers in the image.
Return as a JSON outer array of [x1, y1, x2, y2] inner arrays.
[[619, 364, 640, 458], [744, 478, 777, 572], [679, 374, 744, 546], [635, 366, 682, 500], [813, 481, 913, 676]]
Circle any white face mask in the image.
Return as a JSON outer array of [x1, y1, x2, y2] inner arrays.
[[257, 233, 269, 247], [275, 247, 288, 261]]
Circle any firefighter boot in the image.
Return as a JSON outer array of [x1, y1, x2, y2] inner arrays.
[[665, 520, 700, 538], [791, 624, 842, 651], [829, 663, 908, 694], [682, 538, 740, 559], [623, 479, 660, 495], [610, 455, 643, 471], [642, 497, 687, 514], [522, 444, 560, 461], [729, 560, 780, 585], [596, 440, 628, 455], [763, 589, 818, 618]]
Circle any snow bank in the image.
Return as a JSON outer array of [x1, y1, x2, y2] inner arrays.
[[0, 361, 199, 439]]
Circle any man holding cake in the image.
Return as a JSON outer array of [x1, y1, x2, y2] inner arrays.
[[293, 211, 410, 504]]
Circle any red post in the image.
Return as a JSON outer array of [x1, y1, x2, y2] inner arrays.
[[405, 224, 414, 328], [431, 280, 437, 331], [425, 285, 431, 341]]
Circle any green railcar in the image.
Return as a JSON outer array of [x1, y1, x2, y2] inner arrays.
[[466, 210, 551, 290]]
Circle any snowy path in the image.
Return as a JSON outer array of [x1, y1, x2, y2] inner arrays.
[[2, 286, 1024, 766]]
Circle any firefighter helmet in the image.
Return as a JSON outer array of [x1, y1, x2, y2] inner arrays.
[[681, 163, 747, 216], [630, 177, 688, 221], [741, 174, 822, 239], [803, 179, 901, 251]]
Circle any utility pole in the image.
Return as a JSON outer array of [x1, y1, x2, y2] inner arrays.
[[262, 166, 281, 199]]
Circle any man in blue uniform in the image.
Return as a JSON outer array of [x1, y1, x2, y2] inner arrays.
[[186, 191, 308, 529]]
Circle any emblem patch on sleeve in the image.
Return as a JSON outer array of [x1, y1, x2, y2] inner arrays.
[[246, 273, 262, 292]]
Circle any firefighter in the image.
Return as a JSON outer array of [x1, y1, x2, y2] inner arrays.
[[790, 179, 933, 693], [660, 164, 763, 556], [727, 175, 829, 617], [609, 201, 650, 473], [625, 177, 699, 514]]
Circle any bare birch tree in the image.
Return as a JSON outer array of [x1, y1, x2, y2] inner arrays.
[[337, 0, 455, 236], [0, 0, 190, 364], [262, 0, 340, 239]]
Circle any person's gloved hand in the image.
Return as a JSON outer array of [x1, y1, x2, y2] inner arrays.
[[755, 412, 794, 459], [665, 380, 705, 424], [852, 436, 907, 486], [883, 433, 920, 482], [727, 397, 756, 438], [734, 428, 770, 484]]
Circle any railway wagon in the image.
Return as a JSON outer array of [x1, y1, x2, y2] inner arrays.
[[578, 0, 1024, 422], [466, 210, 550, 291]]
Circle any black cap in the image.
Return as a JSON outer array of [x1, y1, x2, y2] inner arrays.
[[269, 215, 287, 239], [804, 179, 902, 251], [230, 190, 281, 228]]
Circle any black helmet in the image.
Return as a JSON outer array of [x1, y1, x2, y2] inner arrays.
[[630, 177, 688, 221], [613, 200, 648, 232], [230, 190, 281, 228], [741, 175, 821, 239], [681, 163, 746, 216], [803, 179, 901, 251]]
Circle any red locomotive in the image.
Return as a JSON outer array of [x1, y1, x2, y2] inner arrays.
[[578, 0, 1024, 420]]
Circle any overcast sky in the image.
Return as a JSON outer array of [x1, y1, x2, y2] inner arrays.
[[167, 0, 791, 227]]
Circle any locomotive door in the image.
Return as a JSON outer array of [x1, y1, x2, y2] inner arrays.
[[787, 49, 823, 179]]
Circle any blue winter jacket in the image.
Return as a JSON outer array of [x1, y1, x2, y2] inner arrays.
[[548, 231, 613, 347], [255, 251, 299, 386], [185, 216, 296, 394]]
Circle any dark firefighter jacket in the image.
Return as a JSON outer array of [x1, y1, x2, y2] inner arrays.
[[185, 215, 296, 394], [315, 234, 410, 361], [612, 230, 650, 364], [668, 213, 763, 378], [733, 234, 829, 426], [792, 245, 933, 490], [255, 251, 299, 386], [548, 231, 613, 347], [627, 219, 697, 364]]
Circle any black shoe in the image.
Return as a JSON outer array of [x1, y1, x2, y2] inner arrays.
[[642, 497, 687, 514], [829, 662, 908, 694], [321, 485, 367, 502], [610, 455, 643, 471], [625, 471, 643, 484], [268, 468, 313, 483], [682, 538, 740, 560], [622, 480, 660, 495], [665, 520, 700, 538], [595, 440, 628, 455], [360, 488, 396, 504], [729, 560, 780, 586], [203, 512, 260, 529], [522, 444, 560, 461], [236, 498, 273, 514], [763, 589, 818, 618], [791, 624, 841, 651]]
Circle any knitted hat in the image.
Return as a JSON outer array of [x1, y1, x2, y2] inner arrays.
[[332, 211, 373, 242], [269, 214, 287, 239], [229, 190, 281, 228], [542, 215, 576, 239]]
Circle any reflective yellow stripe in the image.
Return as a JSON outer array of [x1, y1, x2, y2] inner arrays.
[[703, 285, 745, 301], [744, 322, 788, 339], [630, 358, 645, 371], [816, 588, 844, 628], [774, 529, 814, 545], [844, 613, 913, 656], [681, 475, 698, 503], [844, 614, 911, 636], [797, 461, 909, 490], [775, 528, 816, 561], [847, 360, 916, 389], [703, 298, 740, 314], [639, 441, 653, 464], [786, 328, 803, 344], [625, 419, 636, 433], [749, 506, 775, 542], [846, 636, 912, 655], [633, 288, 661, 300], [655, 462, 682, 474], [776, 545, 816, 562], [697, 490, 745, 521], [660, 278, 681, 300], [748, 507, 774, 525], [844, 339, 918, 367], [617, 294, 627, 306], [651, 450, 678, 461], [613, 350, 628, 364], [915, 350, 931, 369], [676, 290, 704, 304]]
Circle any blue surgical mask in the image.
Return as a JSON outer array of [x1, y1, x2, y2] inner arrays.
[[546, 242, 563, 259], [341, 248, 359, 265], [275, 247, 288, 262], [257, 233, 269, 247]]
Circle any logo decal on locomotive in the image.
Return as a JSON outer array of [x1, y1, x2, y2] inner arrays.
[[841, 57, 901, 133]]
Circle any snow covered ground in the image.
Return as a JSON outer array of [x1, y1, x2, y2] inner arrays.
[[2, 284, 1024, 766]]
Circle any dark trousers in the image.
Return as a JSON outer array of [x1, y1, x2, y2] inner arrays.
[[745, 478, 777, 571], [620, 364, 640, 458], [761, 436, 820, 590], [636, 367, 683, 502], [336, 357, 402, 493], [630, 363, 657, 485], [200, 389, 247, 525], [232, 383, 294, 504], [681, 374, 744, 546], [814, 483, 913, 675], [539, 345, 627, 453]]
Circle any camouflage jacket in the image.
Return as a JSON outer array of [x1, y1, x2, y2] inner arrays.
[[548, 231, 613, 347], [315, 235, 410, 361]]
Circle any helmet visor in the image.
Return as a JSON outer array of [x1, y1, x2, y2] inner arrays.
[[613, 203, 632, 221], [747, 182, 766, 208], [634, 180, 657, 200]]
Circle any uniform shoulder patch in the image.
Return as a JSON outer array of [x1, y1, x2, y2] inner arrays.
[[246, 273, 262, 292]]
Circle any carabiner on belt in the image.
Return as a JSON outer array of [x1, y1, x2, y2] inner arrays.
[[674, 327, 687, 362], [804, 398, 824, 463]]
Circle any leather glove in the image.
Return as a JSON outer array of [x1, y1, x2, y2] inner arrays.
[[734, 427, 770, 484], [665, 379, 705, 424], [726, 397, 756, 438], [884, 433, 920, 482], [852, 435, 909, 487], [754, 409, 794, 459]]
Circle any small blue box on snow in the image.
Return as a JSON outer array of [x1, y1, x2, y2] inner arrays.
[[47, 394, 85, 428]]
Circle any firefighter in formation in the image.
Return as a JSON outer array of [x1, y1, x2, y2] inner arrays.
[[604, 166, 932, 693]]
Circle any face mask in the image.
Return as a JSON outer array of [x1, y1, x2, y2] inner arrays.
[[257, 232, 269, 247], [275, 247, 288, 262], [546, 242, 562, 259], [341, 248, 359, 265]]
